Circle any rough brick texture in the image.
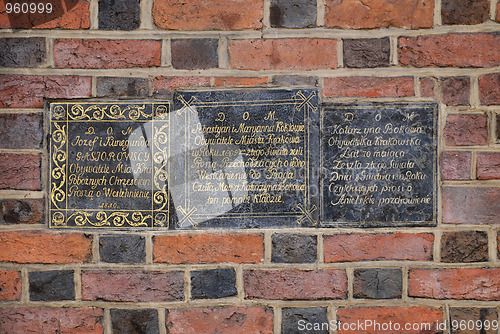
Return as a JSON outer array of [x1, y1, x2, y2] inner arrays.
[[343, 38, 390, 68], [271, 233, 317, 263], [153, 76, 211, 96], [111, 309, 159, 333], [325, 0, 434, 29], [443, 187, 500, 224], [449, 308, 498, 334], [353, 269, 402, 299], [244, 269, 347, 300], [441, 77, 470, 105], [0, 38, 45, 67], [153, 0, 263, 30], [29, 270, 75, 301], [282, 308, 328, 334], [399, 33, 500, 68], [323, 77, 414, 98], [324, 233, 434, 262], [420, 77, 435, 97], [228, 39, 337, 70], [0, 271, 21, 301], [441, 0, 489, 25], [0, 231, 92, 264], [440, 151, 471, 180], [0, 113, 43, 149], [410, 268, 500, 300], [479, 73, 500, 105], [0, 75, 91, 108], [99, 234, 146, 263], [477, 153, 500, 180], [0, 199, 44, 225], [96, 77, 148, 97], [444, 114, 488, 146], [0, 308, 103, 333], [270, 0, 317, 28], [54, 39, 161, 69], [190, 268, 237, 299], [82, 270, 184, 302], [0, 154, 40, 190], [154, 234, 263, 264], [440, 231, 488, 263], [98, 0, 140, 30], [166, 306, 274, 334], [272, 75, 317, 86], [214, 77, 268, 87], [171, 39, 218, 69]]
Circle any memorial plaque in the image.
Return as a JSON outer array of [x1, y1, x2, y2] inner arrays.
[[321, 103, 437, 227]]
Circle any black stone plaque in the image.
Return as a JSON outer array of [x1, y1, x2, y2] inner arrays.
[[321, 103, 437, 227]]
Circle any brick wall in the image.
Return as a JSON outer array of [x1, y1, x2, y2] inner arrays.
[[1, 0, 500, 333]]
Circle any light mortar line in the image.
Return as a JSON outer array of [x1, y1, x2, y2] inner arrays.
[[218, 37, 229, 69], [74, 267, 82, 301], [159, 308, 167, 334], [401, 266, 409, 302], [92, 234, 100, 263], [104, 308, 112, 334], [492, 0, 498, 21], [90, 0, 99, 30], [346, 268, 354, 301], [264, 231, 272, 264], [21, 267, 29, 304], [0, 148, 43, 154], [317, 234, 325, 264], [0, 108, 43, 114], [471, 152, 478, 180], [91, 76, 97, 97], [236, 264, 244, 302], [471, 76, 480, 108], [274, 305, 281, 334], [184, 269, 191, 302], [263, 0, 271, 29], [161, 39, 171, 67], [146, 234, 153, 264], [140, 0, 154, 30], [330, 304, 337, 334], [336, 38, 343, 68], [46, 38, 54, 68], [414, 77, 420, 97], [434, 0, 442, 26], [390, 35, 398, 66], [434, 230, 442, 262], [317, 0, 326, 27], [488, 228, 497, 265], [489, 110, 497, 145], [443, 304, 451, 334], [0, 190, 44, 199]]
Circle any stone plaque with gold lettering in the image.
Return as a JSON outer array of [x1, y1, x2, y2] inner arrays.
[[321, 103, 437, 227]]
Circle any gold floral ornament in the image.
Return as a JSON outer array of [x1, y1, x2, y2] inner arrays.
[[50, 123, 66, 209]]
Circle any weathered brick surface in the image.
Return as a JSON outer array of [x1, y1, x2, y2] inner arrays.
[[54, 39, 161, 69], [111, 309, 159, 333], [244, 269, 347, 300], [271, 233, 317, 263], [0, 154, 40, 190], [153, 0, 263, 30], [324, 233, 434, 262], [228, 38, 337, 70], [441, 77, 470, 105], [0, 199, 44, 225], [443, 114, 488, 146], [82, 270, 184, 302], [190, 268, 237, 299], [99, 235, 146, 263], [0, 271, 21, 301], [153, 76, 211, 96], [214, 77, 268, 87], [0, 0, 90, 29], [409, 268, 500, 300], [0, 38, 45, 67], [98, 0, 140, 30], [441, 151, 471, 180], [343, 38, 390, 68], [154, 234, 263, 264], [443, 187, 500, 224], [420, 77, 435, 97], [337, 306, 443, 334], [353, 269, 402, 299], [0, 113, 43, 149], [479, 73, 500, 105], [441, 231, 488, 263], [171, 39, 218, 69], [0, 231, 92, 264], [270, 0, 316, 28], [96, 77, 148, 97], [399, 33, 500, 68], [449, 308, 498, 334], [325, 0, 434, 29], [166, 306, 274, 334], [272, 75, 317, 86], [441, 0, 489, 25], [323, 77, 414, 98], [29, 270, 75, 301], [477, 153, 500, 180], [282, 308, 328, 334], [0, 307, 103, 333], [0, 75, 91, 108]]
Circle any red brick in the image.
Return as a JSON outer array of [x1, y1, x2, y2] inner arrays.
[[0, 307, 103, 333], [166, 306, 273, 334], [244, 269, 347, 300], [410, 268, 500, 300], [399, 33, 500, 68], [323, 77, 414, 98], [82, 270, 184, 302], [0, 114, 43, 149], [1, 199, 44, 225], [477, 153, 500, 180], [0, 154, 40, 190], [479, 73, 500, 105], [443, 187, 500, 224], [153, 76, 210, 95], [0, 1, 89, 29], [54, 39, 161, 69], [154, 234, 263, 264], [441, 77, 470, 105], [337, 306, 443, 334], [440, 151, 471, 180], [0, 75, 91, 108], [324, 233, 434, 262], [420, 77, 435, 97], [0, 271, 21, 301], [443, 114, 488, 146], [214, 77, 268, 87], [228, 38, 337, 71], [153, 0, 262, 30], [325, 0, 434, 29], [0, 231, 92, 264]]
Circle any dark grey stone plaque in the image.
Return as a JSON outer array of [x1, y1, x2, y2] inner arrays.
[[321, 103, 437, 227]]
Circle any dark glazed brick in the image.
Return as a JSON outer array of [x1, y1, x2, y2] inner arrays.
[[441, 231, 488, 263], [99, 235, 146, 263], [0, 38, 46, 67], [1, 199, 44, 225], [353, 269, 402, 299], [497, 114, 500, 142], [99, 0, 140, 30], [111, 309, 159, 334], [281, 308, 329, 334], [171, 39, 218, 70], [270, 0, 317, 28], [442, 77, 470, 105], [343, 38, 390, 68], [272, 234, 317, 263], [96, 77, 149, 97], [272, 75, 317, 86], [0, 114, 43, 149], [29, 270, 74, 301], [190, 268, 237, 299], [450, 308, 497, 334], [442, 0, 489, 25]]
